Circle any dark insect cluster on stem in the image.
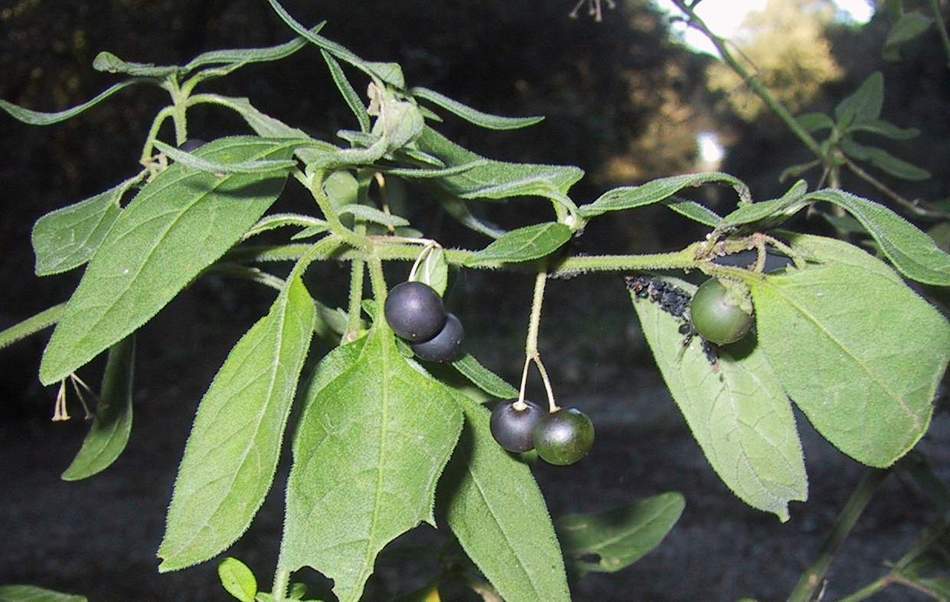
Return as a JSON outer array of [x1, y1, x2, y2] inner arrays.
[[625, 276, 719, 367]]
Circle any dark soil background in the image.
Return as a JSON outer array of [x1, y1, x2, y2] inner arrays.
[[1, 1, 949, 601]]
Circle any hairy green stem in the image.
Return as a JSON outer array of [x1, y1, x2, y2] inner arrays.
[[839, 576, 890, 602], [368, 257, 388, 305], [928, 0, 950, 68], [844, 158, 950, 220], [671, 0, 825, 159], [788, 469, 891, 602], [139, 106, 176, 164], [344, 259, 366, 341], [0, 303, 66, 351], [271, 568, 290, 602], [525, 270, 547, 357], [306, 171, 367, 249]]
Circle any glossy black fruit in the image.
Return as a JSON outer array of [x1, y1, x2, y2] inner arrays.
[[689, 278, 753, 345], [384, 281, 447, 342], [412, 313, 464, 363], [179, 138, 207, 153], [490, 399, 545, 453], [533, 408, 595, 466]]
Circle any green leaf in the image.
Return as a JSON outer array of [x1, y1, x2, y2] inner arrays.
[[558, 492, 685, 574], [156, 141, 299, 174], [218, 557, 258, 602], [383, 162, 484, 179], [159, 272, 315, 571], [183, 24, 324, 73], [278, 326, 463, 602], [835, 72, 884, 128], [664, 198, 722, 227], [470, 223, 571, 265], [884, 12, 934, 61], [865, 146, 930, 180], [337, 204, 409, 228], [452, 354, 519, 400], [321, 50, 371, 133], [0, 303, 65, 352], [750, 234, 950, 467], [31, 177, 138, 276], [92, 51, 178, 78], [39, 137, 294, 385], [265, 0, 405, 88], [850, 119, 920, 140], [410, 87, 544, 131], [416, 247, 449, 296], [61, 336, 135, 481], [414, 127, 583, 201], [1, 80, 145, 125], [579, 173, 750, 219], [0, 585, 87, 602], [631, 278, 808, 520], [440, 392, 570, 602], [795, 112, 835, 133], [805, 189, 950, 285]]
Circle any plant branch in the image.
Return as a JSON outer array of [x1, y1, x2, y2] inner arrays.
[[670, 0, 825, 159], [140, 106, 176, 164], [344, 259, 366, 342], [525, 270, 547, 357], [788, 469, 891, 602], [368, 256, 388, 305], [844, 158, 950, 220]]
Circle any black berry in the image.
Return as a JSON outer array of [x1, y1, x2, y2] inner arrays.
[[490, 399, 545, 453], [533, 408, 595, 466], [384, 281, 447, 342], [412, 313, 464, 363]]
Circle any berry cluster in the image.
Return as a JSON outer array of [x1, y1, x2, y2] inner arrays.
[[489, 400, 595, 466], [384, 281, 465, 363]]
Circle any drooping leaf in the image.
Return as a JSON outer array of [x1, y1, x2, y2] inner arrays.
[[32, 177, 139, 276], [61, 336, 135, 481], [883, 12, 934, 61], [243, 213, 327, 240], [469, 223, 571, 265], [795, 112, 835, 133], [0, 585, 87, 602], [278, 326, 463, 602], [410, 87, 544, 130], [558, 492, 685, 575], [321, 50, 371, 133], [92, 51, 179, 78], [805, 189, 950, 285], [1, 80, 146, 125], [0, 303, 65, 352], [156, 141, 299, 174], [440, 392, 570, 602], [158, 268, 316, 571], [218, 557, 258, 602], [835, 72, 884, 128], [265, 0, 405, 87], [183, 24, 325, 73], [850, 119, 920, 140], [40, 137, 295, 385], [751, 234, 950, 467], [579, 173, 750, 219], [337, 204, 409, 228], [439, 197, 506, 239], [414, 127, 583, 201], [452, 354, 519, 400], [631, 277, 808, 520]]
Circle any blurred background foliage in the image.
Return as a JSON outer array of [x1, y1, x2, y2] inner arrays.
[[1, 0, 949, 600]]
